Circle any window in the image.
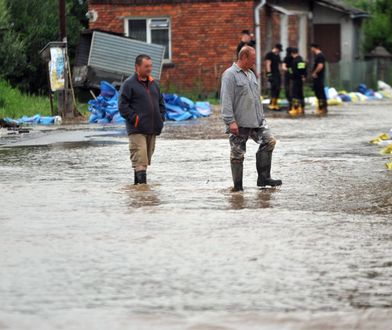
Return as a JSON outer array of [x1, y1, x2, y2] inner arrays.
[[126, 18, 171, 61]]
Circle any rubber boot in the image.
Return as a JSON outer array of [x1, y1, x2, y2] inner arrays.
[[256, 151, 282, 187], [273, 98, 280, 111], [268, 98, 275, 110], [298, 103, 305, 116], [269, 98, 280, 111], [231, 162, 244, 192], [135, 170, 147, 185], [318, 99, 328, 115], [288, 100, 300, 117], [134, 170, 139, 185]]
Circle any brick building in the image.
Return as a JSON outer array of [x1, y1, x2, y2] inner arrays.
[[87, 0, 368, 94]]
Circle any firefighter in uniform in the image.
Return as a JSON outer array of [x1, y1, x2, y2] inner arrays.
[[311, 43, 328, 115], [282, 47, 293, 109], [288, 48, 307, 117], [264, 44, 283, 111]]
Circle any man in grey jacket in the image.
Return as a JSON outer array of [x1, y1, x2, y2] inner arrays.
[[221, 46, 282, 191]]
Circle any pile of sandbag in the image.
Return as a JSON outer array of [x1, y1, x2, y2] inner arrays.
[[87, 81, 212, 125], [264, 81, 392, 109], [88, 81, 125, 124], [370, 129, 392, 170], [163, 94, 212, 121]]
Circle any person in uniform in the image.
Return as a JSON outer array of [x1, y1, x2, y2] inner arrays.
[[288, 48, 307, 117], [311, 43, 328, 115], [264, 44, 283, 111]]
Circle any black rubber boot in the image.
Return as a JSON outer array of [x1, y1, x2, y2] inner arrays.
[[231, 162, 244, 192], [135, 170, 147, 185], [134, 171, 139, 185], [256, 151, 282, 187]]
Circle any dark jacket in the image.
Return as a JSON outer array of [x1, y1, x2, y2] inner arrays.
[[119, 74, 166, 135], [291, 56, 307, 80]]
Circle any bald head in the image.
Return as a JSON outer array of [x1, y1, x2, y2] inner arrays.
[[237, 46, 256, 71], [238, 46, 255, 60]]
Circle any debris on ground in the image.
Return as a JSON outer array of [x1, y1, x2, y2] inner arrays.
[[370, 129, 392, 170]]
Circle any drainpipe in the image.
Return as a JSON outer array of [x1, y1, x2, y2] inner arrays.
[[255, 0, 266, 87]]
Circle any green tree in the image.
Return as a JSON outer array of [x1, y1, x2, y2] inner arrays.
[[346, 0, 392, 53], [0, 0, 26, 82], [5, 0, 88, 93]]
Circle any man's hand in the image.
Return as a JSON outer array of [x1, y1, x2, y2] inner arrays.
[[312, 72, 318, 79], [229, 122, 239, 135]]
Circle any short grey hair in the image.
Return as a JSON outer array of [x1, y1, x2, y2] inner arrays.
[[238, 46, 255, 60]]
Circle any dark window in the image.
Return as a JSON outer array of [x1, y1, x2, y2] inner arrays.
[[128, 19, 147, 42], [127, 18, 171, 60]]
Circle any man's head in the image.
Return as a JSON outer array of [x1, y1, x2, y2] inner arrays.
[[241, 30, 251, 43], [237, 46, 256, 70], [135, 54, 152, 78], [273, 43, 283, 54], [311, 43, 321, 55], [291, 47, 299, 58], [286, 47, 293, 55]]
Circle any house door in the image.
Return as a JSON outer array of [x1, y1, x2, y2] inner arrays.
[[313, 24, 341, 62]]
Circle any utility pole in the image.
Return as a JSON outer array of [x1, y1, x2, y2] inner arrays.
[[58, 0, 74, 119]]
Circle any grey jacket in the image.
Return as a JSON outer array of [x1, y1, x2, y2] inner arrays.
[[220, 63, 265, 129]]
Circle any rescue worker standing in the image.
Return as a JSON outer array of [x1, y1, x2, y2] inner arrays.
[[311, 43, 328, 115], [282, 47, 293, 109], [288, 48, 307, 117], [264, 44, 283, 111], [236, 30, 256, 57], [221, 46, 282, 192], [119, 54, 166, 185]]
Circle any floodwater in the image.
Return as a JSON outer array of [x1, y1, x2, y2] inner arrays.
[[1, 102, 392, 329]]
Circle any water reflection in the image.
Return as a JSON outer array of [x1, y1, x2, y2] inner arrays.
[[123, 184, 161, 208]]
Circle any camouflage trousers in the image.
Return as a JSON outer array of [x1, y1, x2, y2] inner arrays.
[[229, 123, 276, 163]]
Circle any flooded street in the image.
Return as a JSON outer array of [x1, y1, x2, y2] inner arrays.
[[1, 103, 392, 329]]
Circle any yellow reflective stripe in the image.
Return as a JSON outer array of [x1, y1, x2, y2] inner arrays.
[[297, 62, 306, 69]]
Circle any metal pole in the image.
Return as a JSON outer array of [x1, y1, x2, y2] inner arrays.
[[59, 0, 66, 42]]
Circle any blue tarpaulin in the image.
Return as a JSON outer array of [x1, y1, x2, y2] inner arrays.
[[3, 114, 62, 126], [87, 81, 212, 124], [88, 81, 125, 124], [163, 94, 212, 121]]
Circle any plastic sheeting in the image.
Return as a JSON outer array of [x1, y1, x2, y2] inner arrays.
[[163, 94, 212, 121], [88, 81, 125, 125], [87, 81, 212, 125], [2, 114, 62, 126]]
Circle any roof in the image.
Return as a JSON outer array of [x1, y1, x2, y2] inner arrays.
[[89, 0, 370, 18], [316, 0, 370, 18], [85, 31, 165, 80]]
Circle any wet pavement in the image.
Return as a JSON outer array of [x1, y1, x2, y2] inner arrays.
[[1, 102, 392, 329]]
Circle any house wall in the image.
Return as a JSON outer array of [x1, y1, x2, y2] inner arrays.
[[313, 3, 355, 63], [88, 1, 257, 93]]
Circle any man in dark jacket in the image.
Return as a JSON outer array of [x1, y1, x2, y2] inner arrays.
[[119, 54, 166, 185]]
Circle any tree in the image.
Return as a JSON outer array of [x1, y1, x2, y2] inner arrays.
[[5, 0, 88, 93], [345, 0, 392, 53], [0, 0, 26, 83]]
